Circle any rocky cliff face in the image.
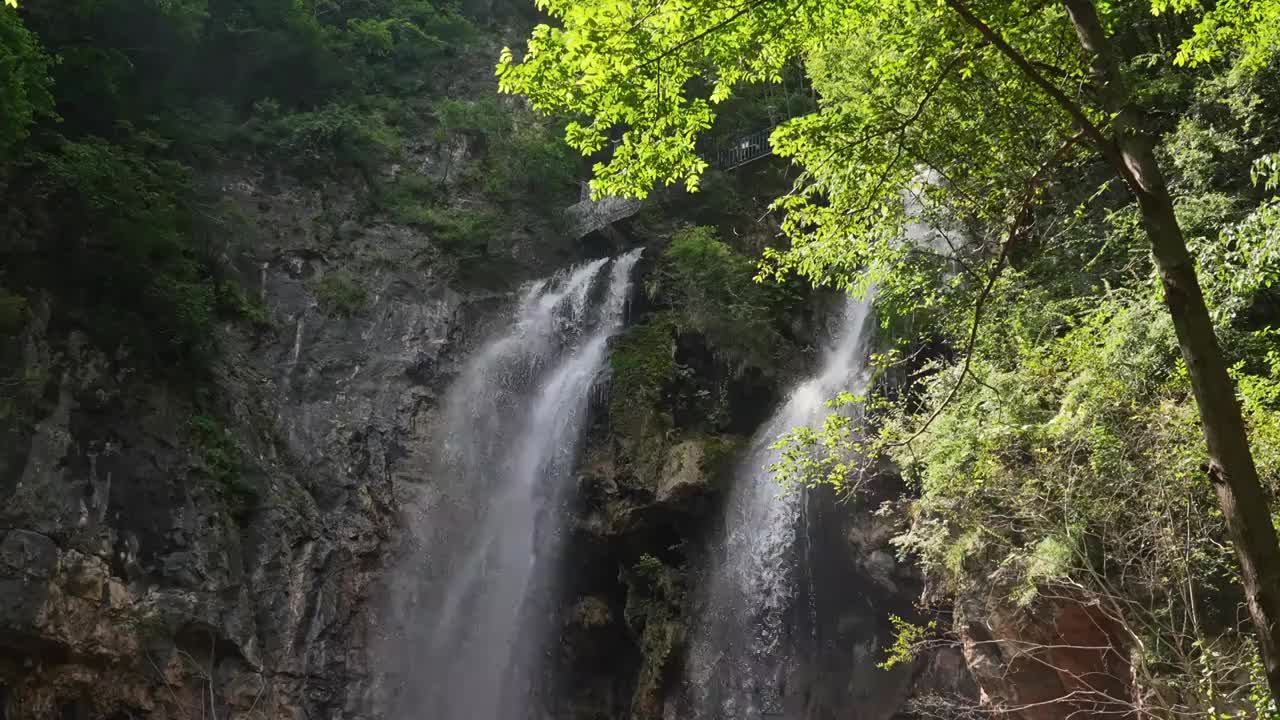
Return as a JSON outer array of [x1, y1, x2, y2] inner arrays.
[[2, 173, 416, 719], [0, 81, 590, 716]]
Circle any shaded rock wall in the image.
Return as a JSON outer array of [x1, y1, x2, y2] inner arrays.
[[0, 99, 579, 717], [957, 592, 1135, 720]]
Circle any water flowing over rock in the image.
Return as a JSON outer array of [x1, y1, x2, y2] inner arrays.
[[380, 249, 643, 720], [677, 294, 878, 720]]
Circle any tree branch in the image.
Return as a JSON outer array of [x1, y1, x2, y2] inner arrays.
[[891, 132, 1082, 449], [941, 0, 1131, 183], [636, 0, 774, 71]]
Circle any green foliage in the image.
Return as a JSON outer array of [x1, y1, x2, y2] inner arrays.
[[1153, 0, 1280, 71], [0, 7, 52, 158], [482, 121, 578, 203], [775, 273, 1280, 700], [217, 281, 272, 329], [621, 553, 685, 634], [437, 97, 511, 139], [245, 99, 404, 173], [423, 206, 499, 254], [658, 225, 794, 368], [609, 315, 678, 423], [1015, 536, 1075, 607], [682, 7, 1280, 699], [631, 554, 671, 588], [310, 271, 369, 317], [26, 136, 223, 364], [1254, 153, 1280, 191], [378, 172, 443, 220], [375, 180, 508, 258], [878, 615, 937, 670], [433, 97, 578, 204], [498, 0, 1277, 301], [770, 390, 867, 492], [498, 0, 1095, 301], [189, 414, 257, 503], [0, 0, 487, 376], [700, 435, 742, 481]]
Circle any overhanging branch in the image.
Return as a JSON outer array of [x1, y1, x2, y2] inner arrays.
[[941, 0, 1131, 183]]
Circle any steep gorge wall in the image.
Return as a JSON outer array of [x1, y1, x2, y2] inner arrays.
[[1, 167, 467, 720], [0, 35, 587, 710]]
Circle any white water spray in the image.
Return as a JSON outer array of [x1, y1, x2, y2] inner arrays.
[[385, 250, 643, 720], [681, 293, 877, 720]]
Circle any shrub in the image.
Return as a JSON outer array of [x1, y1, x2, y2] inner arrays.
[[660, 225, 792, 368], [310, 271, 368, 317], [432, 98, 578, 206], [189, 414, 257, 504], [0, 290, 29, 336], [245, 99, 404, 173], [29, 137, 221, 366], [0, 9, 53, 158]]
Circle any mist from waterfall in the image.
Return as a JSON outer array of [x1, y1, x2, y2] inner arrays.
[[384, 249, 642, 720], [679, 293, 877, 720]]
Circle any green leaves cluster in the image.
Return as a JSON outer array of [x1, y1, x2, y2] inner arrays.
[[0, 6, 50, 158], [1153, 0, 1280, 71], [310, 271, 369, 317], [878, 615, 937, 670], [432, 96, 579, 204], [657, 225, 798, 369], [496, 0, 809, 198], [189, 414, 258, 505]]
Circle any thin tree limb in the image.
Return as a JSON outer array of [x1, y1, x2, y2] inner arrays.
[[941, 0, 1132, 185], [892, 131, 1082, 449]]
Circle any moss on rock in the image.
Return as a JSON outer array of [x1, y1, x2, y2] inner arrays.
[[620, 554, 686, 720], [609, 314, 678, 426]]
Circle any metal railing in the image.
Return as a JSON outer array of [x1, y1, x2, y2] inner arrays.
[[707, 126, 775, 170]]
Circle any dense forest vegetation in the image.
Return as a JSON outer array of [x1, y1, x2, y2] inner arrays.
[[498, 0, 1280, 715], [0, 0, 577, 378], [5, 0, 1280, 716]]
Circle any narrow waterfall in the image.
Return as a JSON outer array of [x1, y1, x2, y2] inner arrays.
[[680, 293, 877, 720], [387, 249, 643, 720]]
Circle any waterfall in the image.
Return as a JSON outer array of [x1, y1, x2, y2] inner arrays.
[[386, 249, 643, 720], [680, 293, 877, 720]]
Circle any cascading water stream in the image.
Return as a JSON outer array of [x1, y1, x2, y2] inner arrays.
[[680, 293, 877, 720], [386, 249, 642, 720]]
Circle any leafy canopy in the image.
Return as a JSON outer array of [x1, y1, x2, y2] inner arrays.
[[0, 5, 50, 157], [497, 0, 1085, 301], [1153, 0, 1280, 70], [497, 0, 1271, 300]]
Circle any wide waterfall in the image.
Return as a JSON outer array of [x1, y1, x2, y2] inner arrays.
[[678, 293, 877, 720], [385, 249, 643, 720]]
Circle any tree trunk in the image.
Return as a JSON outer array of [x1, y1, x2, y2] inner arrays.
[[1062, 0, 1280, 700]]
